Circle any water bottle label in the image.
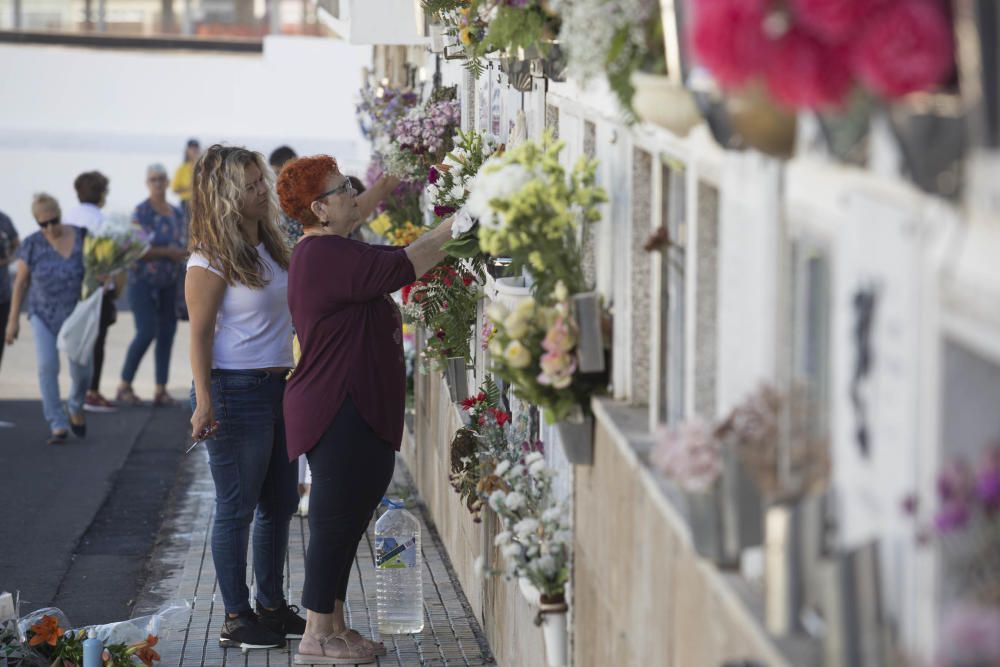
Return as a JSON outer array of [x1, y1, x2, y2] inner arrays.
[[375, 536, 417, 569]]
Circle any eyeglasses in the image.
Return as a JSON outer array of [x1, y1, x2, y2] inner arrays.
[[37, 217, 60, 228], [315, 178, 356, 201]]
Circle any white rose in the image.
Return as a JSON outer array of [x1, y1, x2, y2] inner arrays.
[[504, 491, 525, 511], [493, 530, 513, 546], [514, 518, 540, 537], [502, 543, 522, 559], [494, 460, 511, 477]]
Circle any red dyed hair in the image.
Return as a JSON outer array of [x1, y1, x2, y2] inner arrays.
[[276, 155, 339, 228]]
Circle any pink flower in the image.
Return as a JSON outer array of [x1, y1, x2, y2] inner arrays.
[[537, 350, 576, 389], [790, 0, 866, 44], [853, 0, 954, 99], [765, 28, 853, 109], [937, 603, 1000, 665], [651, 419, 722, 493], [691, 0, 771, 88], [542, 317, 575, 354]]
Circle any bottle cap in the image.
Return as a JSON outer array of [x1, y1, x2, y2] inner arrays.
[[88, 628, 96, 639]]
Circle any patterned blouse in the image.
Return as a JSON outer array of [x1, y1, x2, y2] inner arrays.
[[131, 199, 186, 287], [16, 227, 85, 334]]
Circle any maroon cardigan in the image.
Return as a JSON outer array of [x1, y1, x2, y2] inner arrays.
[[284, 235, 416, 460]]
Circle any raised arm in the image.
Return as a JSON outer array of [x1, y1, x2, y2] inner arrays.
[[352, 175, 401, 233], [186, 266, 226, 439]]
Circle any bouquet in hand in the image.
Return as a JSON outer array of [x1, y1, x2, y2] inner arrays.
[[82, 214, 150, 298]]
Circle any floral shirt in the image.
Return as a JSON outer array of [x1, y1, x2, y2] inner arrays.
[[131, 199, 185, 287], [0, 210, 18, 303], [16, 227, 85, 334]]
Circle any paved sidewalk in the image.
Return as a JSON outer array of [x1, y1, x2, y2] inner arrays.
[[155, 450, 495, 667]]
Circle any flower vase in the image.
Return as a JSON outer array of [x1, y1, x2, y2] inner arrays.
[[886, 94, 965, 201], [555, 407, 594, 465], [630, 72, 701, 137], [818, 541, 891, 667], [538, 602, 569, 667], [572, 291, 605, 374], [444, 356, 468, 404], [492, 275, 533, 314], [689, 76, 797, 158]]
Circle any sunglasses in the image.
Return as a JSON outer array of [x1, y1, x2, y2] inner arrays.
[[38, 217, 60, 228], [315, 178, 356, 201]]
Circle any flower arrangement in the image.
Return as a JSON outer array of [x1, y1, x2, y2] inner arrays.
[[466, 132, 606, 299], [690, 0, 955, 110], [424, 0, 561, 77], [449, 377, 509, 521], [906, 445, 1000, 604], [399, 260, 482, 369], [82, 215, 150, 298], [486, 281, 599, 423], [426, 128, 502, 231], [483, 441, 572, 602], [382, 98, 462, 182], [651, 417, 724, 493], [385, 221, 428, 247], [555, 0, 663, 117], [356, 80, 419, 146], [365, 160, 425, 242]]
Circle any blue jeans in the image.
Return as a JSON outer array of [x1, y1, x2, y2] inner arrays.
[[30, 315, 91, 432], [191, 370, 298, 615], [121, 280, 178, 386]]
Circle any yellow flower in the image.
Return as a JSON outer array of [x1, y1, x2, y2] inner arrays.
[[459, 27, 473, 45], [504, 340, 532, 369], [504, 312, 528, 340], [369, 213, 392, 237], [528, 251, 545, 272]]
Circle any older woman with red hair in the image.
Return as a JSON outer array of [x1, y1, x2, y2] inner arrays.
[[277, 156, 453, 664]]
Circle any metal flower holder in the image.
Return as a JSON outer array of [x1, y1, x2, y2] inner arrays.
[[445, 356, 468, 404], [555, 406, 594, 466]]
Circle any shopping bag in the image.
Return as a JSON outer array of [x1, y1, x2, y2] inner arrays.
[[56, 289, 104, 366]]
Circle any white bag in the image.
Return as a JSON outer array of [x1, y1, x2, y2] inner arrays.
[[57, 289, 104, 366]]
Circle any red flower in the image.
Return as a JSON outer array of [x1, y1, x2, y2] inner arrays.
[[765, 28, 853, 109], [478, 415, 487, 426], [428, 166, 440, 184], [490, 408, 511, 427], [401, 284, 413, 305], [691, 0, 771, 88], [414, 291, 425, 303], [462, 274, 473, 286], [434, 205, 457, 217], [477, 392, 486, 401], [852, 0, 954, 99], [790, 0, 866, 44], [461, 396, 479, 410], [443, 276, 453, 288]]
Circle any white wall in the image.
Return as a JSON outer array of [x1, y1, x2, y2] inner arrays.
[[0, 36, 371, 235]]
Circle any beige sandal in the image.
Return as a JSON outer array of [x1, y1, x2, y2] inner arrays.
[[343, 629, 387, 656], [293, 629, 377, 665]]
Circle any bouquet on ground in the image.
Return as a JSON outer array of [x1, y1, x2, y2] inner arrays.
[[481, 441, 572, 604], [382, 97, 461, 183], [486, 281, 600, 423], [4, 601, 188, 667], [82, 215, 151, 298], [400, 259, 482, 369], [449, 377, 510, 521], [465, 132, 605, 299]]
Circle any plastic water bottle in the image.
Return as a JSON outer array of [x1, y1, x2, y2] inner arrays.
[[375, 499, 424, 634]]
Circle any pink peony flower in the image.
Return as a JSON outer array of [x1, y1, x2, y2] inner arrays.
[[765, 28, 853, 109], [542, 316, 575, 354], [691, 0, 771, 88], [852, 0, 954, 99], [790, 0, 866, 44], [537, 350, 576, 389]]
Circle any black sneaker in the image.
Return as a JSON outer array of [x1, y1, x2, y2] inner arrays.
[[256, 602, 307, 639], [219, 611, 286, 650]]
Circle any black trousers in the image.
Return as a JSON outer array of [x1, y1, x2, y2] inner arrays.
[[0, 300, 9, 372], [90, 290, 117, 393], [302, 396, 396, 613]]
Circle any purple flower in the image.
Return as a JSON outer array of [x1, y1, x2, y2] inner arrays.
[[434, 205, 456, 218], [901, 493, 919, 516], [428, 166, 439, 184], [977, 463, 1000, 510], [937, 461, 972, 503], [937, 602, 1000, 665], [934, 500, 970, 534]]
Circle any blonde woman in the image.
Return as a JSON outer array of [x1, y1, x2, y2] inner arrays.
[[186, 145, 305, 651]]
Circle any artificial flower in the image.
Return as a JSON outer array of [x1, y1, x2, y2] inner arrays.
[[28, 615, 64, 647], [504, 340, 532, 369]]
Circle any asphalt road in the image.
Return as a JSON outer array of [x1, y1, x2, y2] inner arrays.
[[0, 399, 190, 626]]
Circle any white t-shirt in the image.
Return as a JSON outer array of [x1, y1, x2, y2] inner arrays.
[[63, 203, 104, 234], [187, 244, 294, 369]]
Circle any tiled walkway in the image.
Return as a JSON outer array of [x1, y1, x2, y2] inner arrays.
[[156, 454, 494, 666]]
